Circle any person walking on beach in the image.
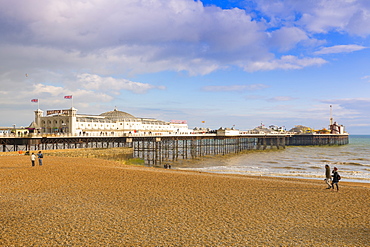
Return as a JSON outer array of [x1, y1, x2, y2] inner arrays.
[[37, 151, 43, 166], [30, 152, 36, 167], [331, 167, 340, 191], [324, 164, 332, 189]]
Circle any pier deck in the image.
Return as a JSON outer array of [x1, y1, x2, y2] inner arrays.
[[0, 134, 349, 165]]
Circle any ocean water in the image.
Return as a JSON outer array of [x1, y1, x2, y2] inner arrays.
[[176, 135, 370, 183]]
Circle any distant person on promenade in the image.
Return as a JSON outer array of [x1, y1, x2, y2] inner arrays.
[[37, 151, 43, 166], [324, 164, 332, 189], [331, 167, 341, 191], [30, 152, 36, 167]]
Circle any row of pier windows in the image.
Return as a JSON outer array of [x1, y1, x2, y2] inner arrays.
[[40, 118, 178, 132], [42, 120, 69, 125], [77, 122, 173, 130]]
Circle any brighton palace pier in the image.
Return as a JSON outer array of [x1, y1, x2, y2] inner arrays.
[[0, 107, 349, 165]]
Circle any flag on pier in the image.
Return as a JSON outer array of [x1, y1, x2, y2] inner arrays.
[[64, 95, 74, 108], [31, 98, 40, 109]]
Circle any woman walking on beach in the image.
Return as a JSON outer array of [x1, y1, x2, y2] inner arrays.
[[332, 167, 340, 191], [324, 164, 332, 189]]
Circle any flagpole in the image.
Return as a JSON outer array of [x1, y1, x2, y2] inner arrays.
[[31, 99, 39, 109], [64, 95, 73, 108]]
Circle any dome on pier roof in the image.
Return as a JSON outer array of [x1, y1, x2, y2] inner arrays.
[[100, 108, 136, 121]]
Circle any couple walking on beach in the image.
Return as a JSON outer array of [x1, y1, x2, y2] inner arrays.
[[30, 151, 43, 166], [325, 164, 341, 191]]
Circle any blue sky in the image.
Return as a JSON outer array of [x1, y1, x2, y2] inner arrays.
[[1, 0, 370, 134]]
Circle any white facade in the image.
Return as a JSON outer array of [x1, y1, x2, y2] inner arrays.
[[216, 128, 240, 136], [32, 108, 191, 136]]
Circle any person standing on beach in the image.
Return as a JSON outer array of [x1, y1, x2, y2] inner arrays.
[[324, 164, 332, 189], [37, 151, 43, 166], [30, 152, 36, 167], [331, 167, 340, 191]]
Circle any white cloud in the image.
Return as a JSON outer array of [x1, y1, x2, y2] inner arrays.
[[324, 98, 370, 109], [320, 99, 370, 123], [0, 81, 114, 112], [268, 27, 308, 51], [268, 96, 297, 102], [346, 5, 370, 36], [32, 84, 65, 97], [0, 0, 330, 77], [0, 0, 262, 52], [246, 55, 327, 72], [78, 73, 165, 94], [361, 75, 370, 82], [315, 45, 367, 55], [202, 84, 269, 92], [1, 0, 370, 78], [30, 83, 114, 103], [257, 0, 370, 36]]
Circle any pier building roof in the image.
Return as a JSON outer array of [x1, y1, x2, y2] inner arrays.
[[99, 108, 137, 121]]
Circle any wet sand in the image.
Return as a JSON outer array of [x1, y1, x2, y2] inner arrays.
[[1, 155, 369, 246]]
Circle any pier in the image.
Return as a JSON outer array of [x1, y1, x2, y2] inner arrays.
[[0, 133, 349, 165]]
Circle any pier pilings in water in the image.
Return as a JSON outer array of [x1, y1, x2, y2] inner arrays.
[[286, 134, 349, 146], [132, 136, 261, 165]]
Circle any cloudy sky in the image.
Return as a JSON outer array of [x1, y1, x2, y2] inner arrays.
[[1, 0, 370, 134]]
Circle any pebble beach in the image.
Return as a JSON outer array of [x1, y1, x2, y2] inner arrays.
[[1, 155, 369, 246]]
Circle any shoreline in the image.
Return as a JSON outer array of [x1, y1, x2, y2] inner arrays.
[[173, 166, 370, 188], [174, 168, 370, 188], [2, 151, 370, 188], [171, 146, 370, 185]]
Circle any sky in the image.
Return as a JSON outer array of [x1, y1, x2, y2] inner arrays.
[[1, 0, 370, 134]]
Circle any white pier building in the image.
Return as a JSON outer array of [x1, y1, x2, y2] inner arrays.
[[31, 107, 191, 136]]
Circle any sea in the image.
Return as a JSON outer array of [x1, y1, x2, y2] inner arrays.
[[175, 135, 370, 184]]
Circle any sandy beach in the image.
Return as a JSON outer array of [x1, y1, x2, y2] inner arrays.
[[1, 155, 369, 246]]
